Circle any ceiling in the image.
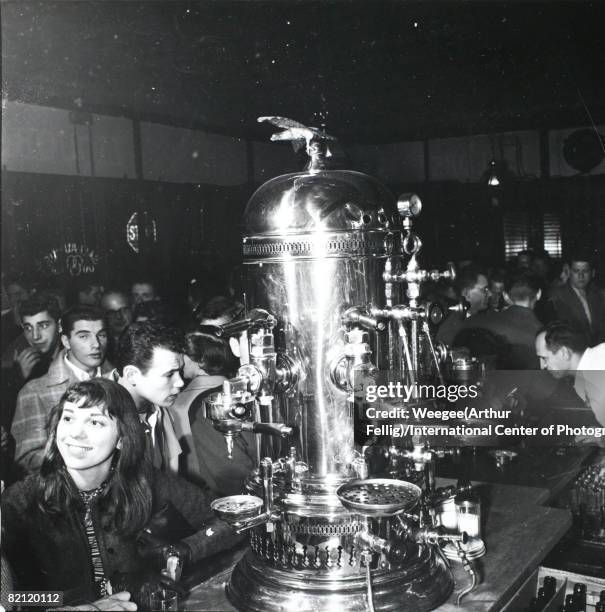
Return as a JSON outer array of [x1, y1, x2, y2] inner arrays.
[[2, 1, 605, 144]]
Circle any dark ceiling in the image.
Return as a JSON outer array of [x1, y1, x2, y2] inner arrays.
[[2, 1, 605, 144]]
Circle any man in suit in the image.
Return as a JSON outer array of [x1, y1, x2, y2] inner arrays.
[[11, 305, 111, 471], [464, 272, 543, 369], [547, 252, 605, 345], [436, 264, 490, 346], [100, 288, 133, 362]]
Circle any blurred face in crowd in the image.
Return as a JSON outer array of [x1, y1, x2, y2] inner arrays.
[[463, 274, 490, 315], [62, 319, 108, 374], [128, 347, 184, 408], [7, 282, 29, 309], [57, 400, 120, 488], [569, 261, 593, 292], [22, 310, 59, 355], [78, 285, 104, 307], [535, 332, 571, 379], [488, 279, 505, 310], [131, 283, 156, 305], [101, 291, 133, 336], [531, 257, 550, 280], [517, 253, 532, 269]]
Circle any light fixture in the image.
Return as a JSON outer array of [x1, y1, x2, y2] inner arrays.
[[485, 159, 500, 186], [482, 158, 512, 187]]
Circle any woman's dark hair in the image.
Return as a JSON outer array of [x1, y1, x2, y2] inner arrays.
[[185, 332, 236, 376], [37, 379, 152, 534]]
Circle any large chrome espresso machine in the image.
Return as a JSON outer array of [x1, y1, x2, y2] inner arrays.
[[208, 118, 483, 611]]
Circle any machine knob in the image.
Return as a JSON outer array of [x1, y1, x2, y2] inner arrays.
[[427, 302, 444, 325], [387, 538, 408, 564]]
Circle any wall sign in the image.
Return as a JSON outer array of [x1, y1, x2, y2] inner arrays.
[[38, 243, 99, 277], [126, 211, 158, 254]]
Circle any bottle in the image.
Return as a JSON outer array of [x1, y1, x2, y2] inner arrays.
[[537, 587, 549, 608], [543, 576, 556, 599], [573, 583, 586, 612]]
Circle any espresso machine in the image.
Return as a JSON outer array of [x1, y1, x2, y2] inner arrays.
[[208, 117, 484, 611]]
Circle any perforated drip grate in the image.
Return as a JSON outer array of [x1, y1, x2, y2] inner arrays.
[[336, 479, 421, 517]]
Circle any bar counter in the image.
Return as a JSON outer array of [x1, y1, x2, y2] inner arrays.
[[182, 481, 571, 611]]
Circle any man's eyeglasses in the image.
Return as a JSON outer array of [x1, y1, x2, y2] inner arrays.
[[106, 306, 130, 318]]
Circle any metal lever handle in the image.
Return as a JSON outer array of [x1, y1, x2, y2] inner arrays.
[[242, 422, 294, 438]]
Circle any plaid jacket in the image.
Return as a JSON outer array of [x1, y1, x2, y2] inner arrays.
[[11, 351, 112, 472]]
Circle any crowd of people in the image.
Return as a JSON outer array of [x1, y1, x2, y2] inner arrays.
[[1, 247, 604, 608], [430, 248, 605, 429], [0, 273, 249, 609]]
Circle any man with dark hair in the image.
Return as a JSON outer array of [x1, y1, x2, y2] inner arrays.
[[1, 293, 62, 434], [464, 272, 543, 369], [535, 321, 605, 426], [515, 250, 533, 270], [11, 306, 111, 471], [114, 321, 185, 473], [487, 269, 507, 312], [2, 293, 62, 382], [436, 265, 490, 345], [131, 278, 158, 306], [70, 274, 104, 307], [547, 252, 605, 345]]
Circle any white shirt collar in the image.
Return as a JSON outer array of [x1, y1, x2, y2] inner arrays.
[[64, 353, 101, 381]]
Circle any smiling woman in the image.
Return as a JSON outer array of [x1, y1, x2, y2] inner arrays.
[[55, 397, 122, 490], [1, 379, 243, 609]]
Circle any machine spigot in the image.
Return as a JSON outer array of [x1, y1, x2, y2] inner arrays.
[[342, 307, 387, 332], [448, 299, 469, 318], [415, 526, 469, 546], [356, 529, 391, 557], [241, 421, 294, 438]]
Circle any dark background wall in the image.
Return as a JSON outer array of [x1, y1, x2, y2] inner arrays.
[[1, 171, 251, 298]]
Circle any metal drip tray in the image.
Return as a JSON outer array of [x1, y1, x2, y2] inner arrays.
[[211, 495, 263, 522], [336, 478, 422, 517]]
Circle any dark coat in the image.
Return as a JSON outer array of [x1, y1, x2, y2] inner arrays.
[[1, 469, 242, 605], [548, 283, 605, 345], [169, 375, 256, 495], [462, 305, 542, 369]]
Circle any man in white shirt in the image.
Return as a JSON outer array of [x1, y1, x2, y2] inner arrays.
[[535, 321, 605, 428], [12, 306, 111, 471], [114, 321, 185, 473]]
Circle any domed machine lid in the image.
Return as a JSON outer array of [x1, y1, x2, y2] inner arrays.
[[243, 117, 399, 261]]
